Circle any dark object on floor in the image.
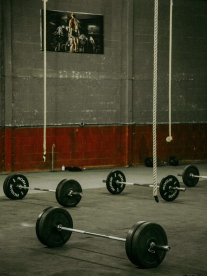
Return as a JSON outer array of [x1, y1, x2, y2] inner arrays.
[[145, 156, 179, 167], [65, 166, 83, 172], [145, 157, 153, 167], [169, 156, 179, 166]]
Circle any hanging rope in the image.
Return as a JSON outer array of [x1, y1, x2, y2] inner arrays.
[[43, 0, 48, 162], [166, 0, 173, 143], [153, 0, 159, 203]]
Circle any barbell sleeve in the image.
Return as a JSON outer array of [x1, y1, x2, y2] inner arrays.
[[170, 187, 186, 191], [178, 173, 207, 179], [194, 175, 207, 179], [150, 242, 171, 251]]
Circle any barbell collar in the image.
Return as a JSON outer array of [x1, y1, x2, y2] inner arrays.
[[56, 225, 126, 242]]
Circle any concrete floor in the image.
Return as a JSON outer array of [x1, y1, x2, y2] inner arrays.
[[0, 164, 207, 276]]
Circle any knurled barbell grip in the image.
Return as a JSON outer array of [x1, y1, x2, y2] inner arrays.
[[149, 184, 160, 188], [17, 185, 56, 192], [103, 179, 149, 186], [57, 225, 126, 242], [17, 185, 82, 195], [118, 181, 149, 186]]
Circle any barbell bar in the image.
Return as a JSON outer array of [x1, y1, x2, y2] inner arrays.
[[103, 170, 186, 202], [108, 180, 185, 191], [177, 164, 207, 187], [3, 173, 82, 207], [36, 206, 170, 268]]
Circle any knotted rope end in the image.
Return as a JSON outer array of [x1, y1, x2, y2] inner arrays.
[[166, 136, 173, 143], [43, 152, 46, 162]]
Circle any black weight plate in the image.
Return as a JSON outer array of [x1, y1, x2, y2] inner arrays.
[[36, 206, 53, 246], [131, 222, 168, 268], [3, 175, 14, 198], [125, 221, 146, 264], [145, 157, 153, 167], [169, 156, 179, 166], [182, 165, 199, 187], [37, 207, 73, 247], [3, 174, 29, 200], [56, 179, 82, 207], [105, 170, 126, 194], [159, 175, 180, 202]]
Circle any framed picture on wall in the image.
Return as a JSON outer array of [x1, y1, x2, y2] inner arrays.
[[40, 9, 104, 54]]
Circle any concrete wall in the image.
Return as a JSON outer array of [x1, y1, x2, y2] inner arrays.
[[2, 0, 133, 127], [0, 0, 4, 126], [133, 0, 207, 123], [2, 0, 206, 127], [1, 0, 207, 172]]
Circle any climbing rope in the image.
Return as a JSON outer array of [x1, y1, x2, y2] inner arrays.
[[166, 0, 173, 143], [153, 0, 159, 203], [43, 0, 48, 162]]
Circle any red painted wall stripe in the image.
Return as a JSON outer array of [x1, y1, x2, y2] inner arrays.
[[1, 124, 207, 172]]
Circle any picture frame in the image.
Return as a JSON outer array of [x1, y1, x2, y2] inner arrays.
[[40, 9, 104, 54]]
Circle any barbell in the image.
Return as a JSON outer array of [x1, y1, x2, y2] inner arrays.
[[145, 156, 179, 167], [177, 164, 207, 187], [103, 170, 186, 202], [3, 173, 82, 207], [36, 206, 170, 268]]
